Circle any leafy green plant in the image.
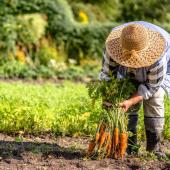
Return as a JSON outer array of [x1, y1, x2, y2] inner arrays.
[[0, 59, 100, 80], [36, 46, 59, 66], [87, 77, 136, 106], [56, 66, 84, 80], [0, 81, 101, 136], [0, 15, 17, 56], [0, 81, 168, 140], [17, 13, 47, 45], [1, 60, 30, 78], [36, 65, 55, 78], [163, 96, 170, 139]]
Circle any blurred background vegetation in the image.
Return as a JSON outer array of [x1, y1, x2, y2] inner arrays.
[[0, 0, 169, 139], [0, 0, 170, 80]]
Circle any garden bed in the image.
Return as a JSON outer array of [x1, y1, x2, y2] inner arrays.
[[0, 133, 169, 170]]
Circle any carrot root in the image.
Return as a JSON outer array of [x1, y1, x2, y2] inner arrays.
[[119, 132, 128, 158], [87, 140, 96, 156]]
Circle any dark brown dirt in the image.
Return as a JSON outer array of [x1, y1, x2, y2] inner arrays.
[[0, 133, 169, 170]]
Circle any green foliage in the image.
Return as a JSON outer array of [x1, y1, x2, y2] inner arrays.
[[36, 65, 55, 78], [60, 22, 117, 63], [0, 60, 55, 79], [0, 0, 170, 63], [70, 3, 95, 23], [0, 0, 112, 62], [36, 46, 59, 66], [87, 77, 136, 105], [17, 14, 47, 45], [69, 0, 170, 23], [0, 81, 168, 139], [0, 60, 31, 78], [56, 66, 84, 80], [47, 0, 116, 61], [119, 0, 170, 22], [163, 96, 170, 139], [0, 15, 17, 55], [0, 81, 101, 136], [70, 1, 121, 22], [0, 60, 100, 80]]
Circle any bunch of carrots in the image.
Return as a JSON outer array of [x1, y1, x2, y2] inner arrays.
[[87, 108, 128, 159], [86, 77, 136, 159]]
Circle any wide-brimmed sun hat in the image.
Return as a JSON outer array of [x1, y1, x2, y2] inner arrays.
[[105, 24, 166, 68]]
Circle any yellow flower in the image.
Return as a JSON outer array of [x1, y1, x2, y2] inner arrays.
[[16, 46, 26, 63], [79, 11, 88, 24], [16, 50, 26, 63]]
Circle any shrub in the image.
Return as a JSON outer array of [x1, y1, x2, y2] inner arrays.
[[17, 13, 47, 45], [0, 0, 170, 64], [36, 65, 55, 78], [0, 15, 17, 56], [0, 60, 30, 78], [36, 46, 59, 66]]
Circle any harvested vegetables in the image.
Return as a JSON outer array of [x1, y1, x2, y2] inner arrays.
[[86, 77, 136, 159]]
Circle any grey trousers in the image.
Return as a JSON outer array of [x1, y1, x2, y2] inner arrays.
[[128, 87, 165, 133]]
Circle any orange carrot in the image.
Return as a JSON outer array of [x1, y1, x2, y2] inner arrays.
[[111, 131, 114, 155], [105, 133, 111, 150], [106, 134, 112, 157], [87, 140, 96, 156], [106, 142, 112, 157], [98, 123, 106, 144], [95, 132, 100, 143], [99, 123, 106, 135], [114, 127, 119, 159], [114, 127, 119, 147], [119, 132, 128, 158], [98, 132, 107, 151]]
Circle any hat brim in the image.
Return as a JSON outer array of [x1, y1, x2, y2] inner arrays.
[[106, 26, 166, 68]]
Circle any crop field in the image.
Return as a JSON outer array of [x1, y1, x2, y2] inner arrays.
[[0, 81, 169, 138], [0, 81, 101, 136], [0, 81, 169, 169]]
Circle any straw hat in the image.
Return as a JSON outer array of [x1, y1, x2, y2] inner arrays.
[[106, 24, 166, 68]]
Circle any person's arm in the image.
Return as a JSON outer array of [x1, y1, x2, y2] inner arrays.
[[119, 93, 143, 112], [99, 48, 118, 81], [137, 57, 166, 100], [120, 57, 166, 112], [99, 48, 118, 108]]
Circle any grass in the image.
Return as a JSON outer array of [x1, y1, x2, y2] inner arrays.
[[0, 81, 169, 139]]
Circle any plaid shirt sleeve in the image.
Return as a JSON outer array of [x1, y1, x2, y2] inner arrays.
[[137, 57, 166, 100], [99, 48, 118, 81]]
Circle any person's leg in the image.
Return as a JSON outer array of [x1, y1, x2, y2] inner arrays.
[[127, 103, 141, 154], [143, 87, 165, 158]]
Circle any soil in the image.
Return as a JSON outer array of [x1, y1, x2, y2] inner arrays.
[[0, 133, 169, 170]]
